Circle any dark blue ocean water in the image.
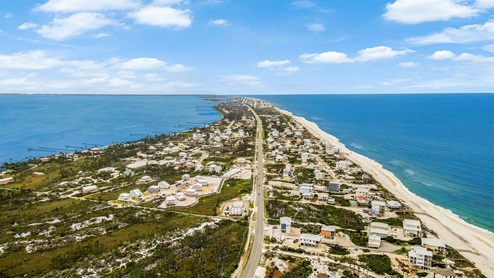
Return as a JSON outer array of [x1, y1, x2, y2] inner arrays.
[[0, 95, 220, 164], [257, 94, 494, 232]]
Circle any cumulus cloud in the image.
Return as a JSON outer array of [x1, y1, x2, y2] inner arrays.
[[289, 0, 317, 9], [300, 52, 352, 64], [383, 0, 478, 24], [475, 0, 494, 8], [17, 22, 38, 30], [117, 57, 193, 72], [454, 53, 494, 62], [257, 60, 299, 74], [301, 46, 412, 64], [307, 23, 325, 32], [209, 19, 229, 26], [0, 50, 63, 70], [482, 44, 494, 53], [398, 62, 419, 67], [428, 50, 456, 60], [222, 75, 262, 86], [37, 0, 139, 12], [129, 6, 192, 29], [407, 21, 494, 45], [37, 12, 116, 40]]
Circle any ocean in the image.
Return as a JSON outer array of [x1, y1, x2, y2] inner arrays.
[[0, 95, 221, 165], [256, 94, 494, 232]]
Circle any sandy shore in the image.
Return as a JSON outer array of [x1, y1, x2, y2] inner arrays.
[[277, 108, 494, 277]]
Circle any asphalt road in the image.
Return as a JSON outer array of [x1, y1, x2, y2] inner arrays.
[[241, 106, 264, 278]]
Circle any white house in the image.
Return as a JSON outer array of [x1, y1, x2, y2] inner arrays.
[[356, 186, 370, 198], [175, 192, 186, 201], [318, 192, 329, 202], [280, 217, 292, 233], [230, 201, 244, 216], [118, 193, 131, 202], [314, 170, 325, 180], [335, 160, 352, 169], [196, 177, 209, 186], [409, 246, 432, 270], [421, 237, 446, 255], [82, 185, 98, 193], [185, 188, 198, 196], [165, 196, 175, 205], [222, 168, 241, 178], [191, 183, 203, 191], [301, 152, 310, 164], [299, 183, 313, 196], [368, 234, 381, 248], [148, 185, 160, 193], [300, 233, 321, 246], [139, 176, 153, 183], [387, 200, 402, 209], [369, 222, 389, 238], [371, 200, 387, 215], [403, 219, 422, 237], [130, 189, 143, 198], [182, 174, 190, 181], [158, 181, 170, 189]]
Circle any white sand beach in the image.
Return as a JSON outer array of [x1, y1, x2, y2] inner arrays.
[[278, 108, 494, 277]]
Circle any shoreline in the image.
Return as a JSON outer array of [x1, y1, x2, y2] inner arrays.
[[276, 107, 494, 276]]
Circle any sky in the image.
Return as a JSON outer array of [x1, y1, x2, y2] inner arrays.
[[1, 0, 494, 95]]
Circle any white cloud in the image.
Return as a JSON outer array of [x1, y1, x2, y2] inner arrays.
[[307, 23, 325, 32], [153, 0, 188, 5], [0, 51, 63, 70], [475, 0, 494, 8], [399, 61, 419, 67], [300, 51, 352, 64], [283, 66, 300, 73], [209, 19, 230, 26], [453, 53, 494, 62], [18, 22, 38, 30], [37, 0, 139, 12], [129, 6, 192, 29], [164, 64, 193, 72], [93, 33, 110, 38], [428, 50, 456, 60], [119, 58, 166, 70], [257, 60, 291, 68], [354, 46, 413, 62], [301, 46, 412, 64], [222, 75, 262, 86], [407, 21, 494, 45], [482, 44, 494, 53], [4, 13, 13, 19], [37, 12, 116, 40], [0, 78, 31, 86], [383, 0, 478, 24]]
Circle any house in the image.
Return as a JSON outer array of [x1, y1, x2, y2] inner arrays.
[[421, 237, 446, 255], [403, 219, 422, 237], [357, 195, 369, 206], [320, 225, 336, 239], [335, 160, 351, 169], [130, 189, 143, 198], [333, 147, 340, 154], [369, 222, 389, 238], [139, 176, 153, 183], [185, 188, 198, 196], [301, 152, 309, 164], [371, 200, 387, 215], [275, 155, 286, 163], [165, 196, 175, 205], [237, 157, 246, 166], [82, 185, 98, 193], [328, 182, 340, 192], [118, 193, 132, 202], [222, 168, 241, 178], [191, 183, 203, 191], [230, 201, 244, 216], [280, 217, 292, 233], [327, 197, 335, 205], [387, 200, 402, 209], [361, 174, 371, 183], [318, 192, 329, 202], [158, 181, 170, 189], [196, 177, 209, 186], [356, 186, 370, 197], [368, 234, 381, 248], [182, 174, 190, 181], [300, 233, 321, 246], [148, 185, 160, 193], [299, 183, 313, 195], [314, 170, 325, 180], [409, 246, 433, 270], [175, 192, 186, 201]]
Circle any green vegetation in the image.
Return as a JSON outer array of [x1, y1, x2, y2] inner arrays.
[[358, 254, 400, 276], [328, 244, 350, 255], [174, 179, 251, 215], [294, 203, 366, 230], [282, 259, 312, 278]]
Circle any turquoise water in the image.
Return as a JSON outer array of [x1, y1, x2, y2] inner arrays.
[[257, 94, 494, 232], [0, 95, 221, 164]]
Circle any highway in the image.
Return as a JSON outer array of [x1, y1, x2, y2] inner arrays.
[[241, 105, 265, 278]]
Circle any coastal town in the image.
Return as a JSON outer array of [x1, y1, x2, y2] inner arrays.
[[0, 98, 490, 278]]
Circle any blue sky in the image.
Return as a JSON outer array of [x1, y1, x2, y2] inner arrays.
[[1, 0, 494, 94]]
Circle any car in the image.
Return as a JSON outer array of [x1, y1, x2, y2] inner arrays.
[[293, 239, 299, 243]]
